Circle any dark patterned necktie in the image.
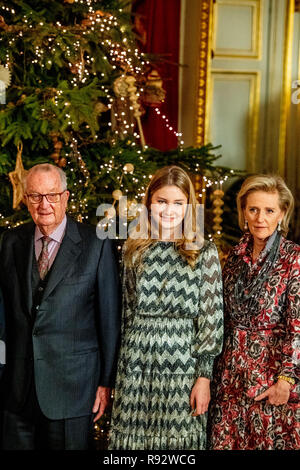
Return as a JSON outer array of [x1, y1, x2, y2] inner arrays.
[[38, 236, 51, 280]]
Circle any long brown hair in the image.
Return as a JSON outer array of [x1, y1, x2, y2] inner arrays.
[[124, 165, 204, 268]]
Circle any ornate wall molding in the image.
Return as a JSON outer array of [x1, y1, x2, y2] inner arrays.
[[278, 0, 295, 176], [212, 0, 262, 59], [196, 0, 213, 146]]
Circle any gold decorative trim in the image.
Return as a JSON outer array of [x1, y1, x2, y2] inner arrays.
[[213, 0, 262, 59], [208, 70, 261, 172], [196, 0, 213, 147], [278, 0, 295, 177]]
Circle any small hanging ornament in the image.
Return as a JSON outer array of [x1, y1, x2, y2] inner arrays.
[[58, 157, 67, 168], [142, 68, 166, 107], [50, 133, 63, 163], [211, 188, 224, 242], [54, 140, 63, 152], [70, 48, 85, 81], [113, 75, 146, 149], [0, 16, 12, 32], [70, 62, 80, 75], [81, 15, 93, 28], [105, 206, 116, 219], [50, 151, 60, 163], [111, 78, 135, 140], [69, 138, 90, 187], [125, 75, 146, 150], [94, 101, 108, 116], [16, 94, 27, 106], [9, 142, 28, 210], [119, 198, 138, 220], [112, 189, 123, 201], [113, 76, 129, 98]]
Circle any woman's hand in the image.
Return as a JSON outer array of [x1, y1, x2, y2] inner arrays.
[[254, 379, 291, 406], [190, 377, 211, 416]]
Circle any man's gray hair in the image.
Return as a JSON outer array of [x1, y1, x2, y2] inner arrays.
[[23, 163, 68, 192]]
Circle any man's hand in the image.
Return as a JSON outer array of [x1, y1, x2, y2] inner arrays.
[[190, 377, 211, 416], [254, 380, 291, 406], [92, 386, 112, 422]]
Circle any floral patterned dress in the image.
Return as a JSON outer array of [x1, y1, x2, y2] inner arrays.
[[209, 232, 300, 450]]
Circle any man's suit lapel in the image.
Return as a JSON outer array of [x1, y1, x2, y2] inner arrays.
[[42, 217, 82, 301], [14, 222, 35, 316]]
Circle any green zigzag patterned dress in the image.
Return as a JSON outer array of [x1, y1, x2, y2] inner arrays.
[[109, 240, 224, 450]]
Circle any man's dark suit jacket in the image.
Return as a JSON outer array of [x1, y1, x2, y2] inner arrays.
[[0, 216, 121, 420]]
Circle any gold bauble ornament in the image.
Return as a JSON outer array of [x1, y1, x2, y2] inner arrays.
[[112, 189, 123, 201], [123, 163, 134, 173]]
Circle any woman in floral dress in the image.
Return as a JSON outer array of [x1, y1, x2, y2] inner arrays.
[[109, 166, 224, 450], [209, 174, 300, 450]]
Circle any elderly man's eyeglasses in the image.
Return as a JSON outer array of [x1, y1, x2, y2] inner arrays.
[[25, 191, 66, 204]]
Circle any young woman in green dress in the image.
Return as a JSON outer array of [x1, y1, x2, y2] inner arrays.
[[109, 165, 224, 450]]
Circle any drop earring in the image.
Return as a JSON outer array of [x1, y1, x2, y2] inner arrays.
[[277, 220, 282, 232], [244, 220, 248, 231]]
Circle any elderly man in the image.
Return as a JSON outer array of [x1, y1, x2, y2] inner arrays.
[[0, 163, 121, 450]]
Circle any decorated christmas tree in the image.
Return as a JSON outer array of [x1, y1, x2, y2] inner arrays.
[[0, 0, 238, 242]]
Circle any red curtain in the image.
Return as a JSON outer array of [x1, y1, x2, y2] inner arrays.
[[132, 0, 181, 151]]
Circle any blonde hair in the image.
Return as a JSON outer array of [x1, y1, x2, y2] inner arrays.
[[237, 174, 294, 236], [124, 166, 204, 268]]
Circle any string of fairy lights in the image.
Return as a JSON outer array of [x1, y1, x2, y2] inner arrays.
[[154, 107, 184, 149]]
